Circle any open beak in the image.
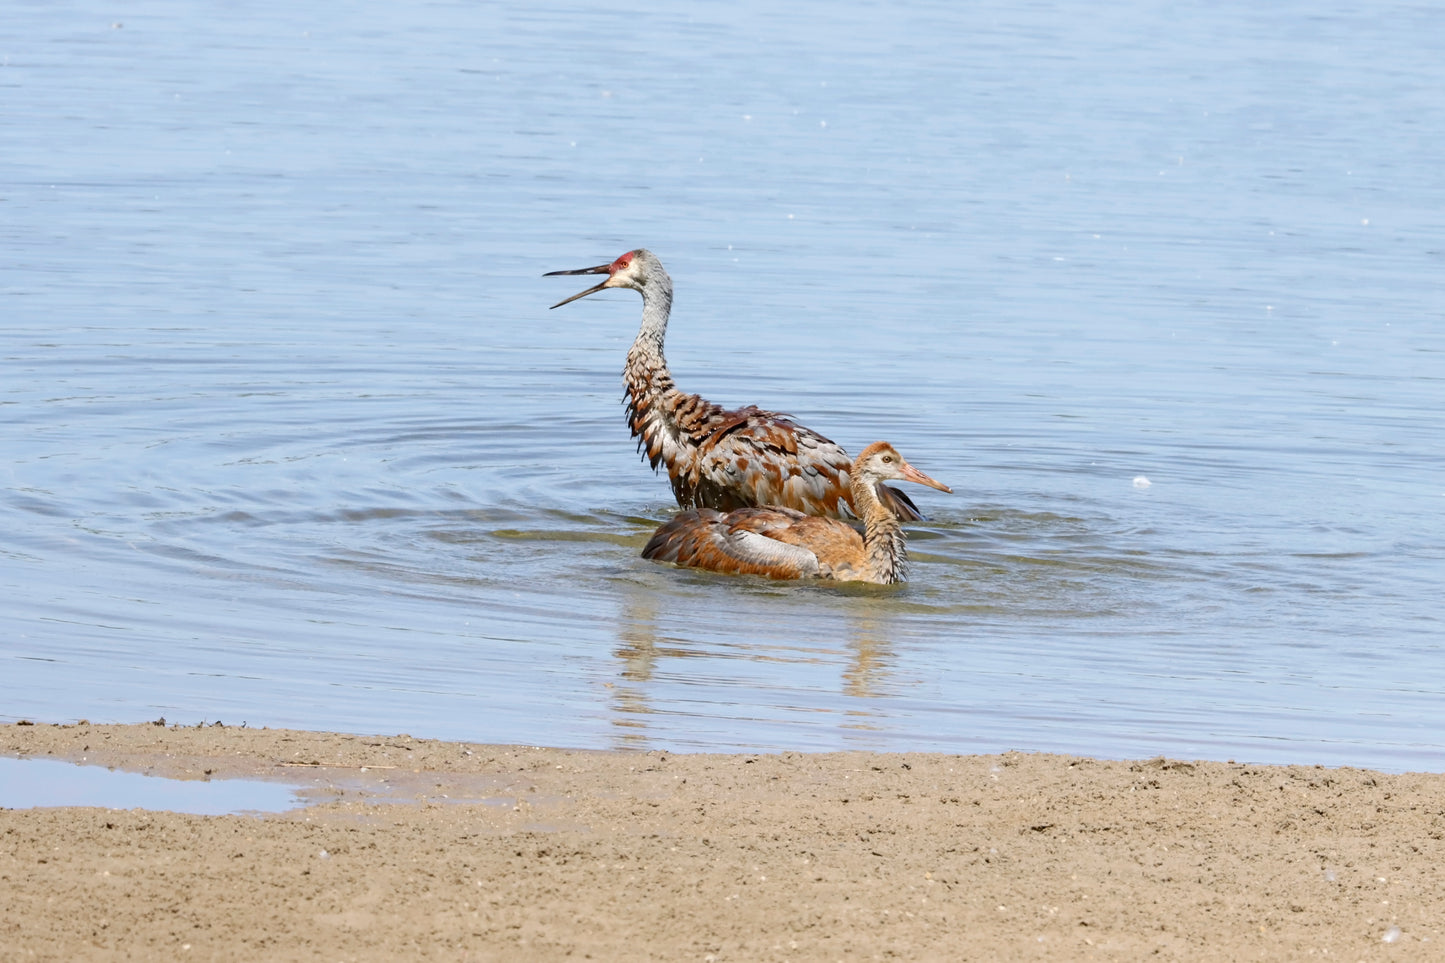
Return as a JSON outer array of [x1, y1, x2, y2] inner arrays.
[[899, 461, 952, 494], [543, 262, 612, 309]]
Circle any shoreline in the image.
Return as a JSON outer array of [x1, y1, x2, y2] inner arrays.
[[3, 721, 1441, 960]]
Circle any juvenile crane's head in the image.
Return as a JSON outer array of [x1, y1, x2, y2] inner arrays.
[[852, 442, 952, 495], [544, 249, 662, 308]]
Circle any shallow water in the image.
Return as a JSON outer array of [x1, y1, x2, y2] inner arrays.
[[0, 757, 300, 815], [4, 1, 1443, 771]]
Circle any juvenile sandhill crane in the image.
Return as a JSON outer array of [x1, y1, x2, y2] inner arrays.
[[641, 442, 951, 584], [546, 249, 924, 521]]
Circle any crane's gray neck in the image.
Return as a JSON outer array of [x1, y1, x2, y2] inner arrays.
[[854, 477, 908, 584], [634, 271, 673, 352]]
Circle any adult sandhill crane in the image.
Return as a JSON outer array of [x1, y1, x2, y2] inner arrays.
[[545, 249, 925, 521], [641, 442, 951, 584]]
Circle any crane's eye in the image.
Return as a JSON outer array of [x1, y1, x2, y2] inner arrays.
[[881, 455, 893, 463]]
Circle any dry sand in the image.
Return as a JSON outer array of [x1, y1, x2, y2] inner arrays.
[[2, 721, 1442, 961]]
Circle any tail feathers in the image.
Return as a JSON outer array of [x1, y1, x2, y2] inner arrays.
[[642, 509, 722, 563]]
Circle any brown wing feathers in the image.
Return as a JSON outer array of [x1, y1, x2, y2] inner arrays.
[[641, 507, 825, 579]]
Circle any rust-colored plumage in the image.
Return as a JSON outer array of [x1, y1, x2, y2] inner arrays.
[[642, 442, 951, 584], [545, 249, 924, 521]]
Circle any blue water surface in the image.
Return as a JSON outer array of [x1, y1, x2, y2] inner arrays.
[[3, 1, 1443, 770]]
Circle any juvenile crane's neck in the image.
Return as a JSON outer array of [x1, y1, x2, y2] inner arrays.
[[852, 476, 908, 584]]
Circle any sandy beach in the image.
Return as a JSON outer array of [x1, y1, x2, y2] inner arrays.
[[2, 721, 1441, 960]]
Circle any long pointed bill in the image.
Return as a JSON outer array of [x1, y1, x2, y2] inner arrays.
[[899, 462, 952, 494], [543, 262, 613, 309]]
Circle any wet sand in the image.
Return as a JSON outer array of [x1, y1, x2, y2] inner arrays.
[[2, 722, 1441, 960]]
